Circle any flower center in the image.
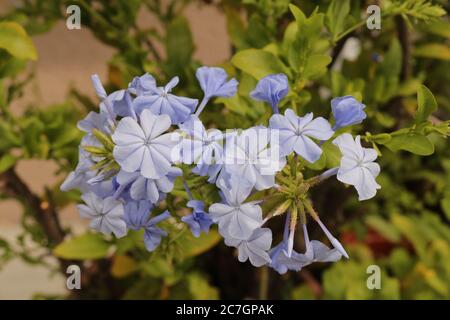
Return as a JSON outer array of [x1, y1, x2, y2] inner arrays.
[[144, 137, 152, 146]]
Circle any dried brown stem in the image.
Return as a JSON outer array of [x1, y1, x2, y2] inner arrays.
[[0, 168, 66, 245], [396, 15, 411, 81]]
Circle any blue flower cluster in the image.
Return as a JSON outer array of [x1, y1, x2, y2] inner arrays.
[[62, 67, 380, 273]]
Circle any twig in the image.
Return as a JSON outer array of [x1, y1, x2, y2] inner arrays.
[[0, 168, 65, 245], [395, 16, 411, 81], [0, 167, 119, 298]]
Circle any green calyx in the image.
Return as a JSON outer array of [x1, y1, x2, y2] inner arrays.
[[83, 129, 119, 175], [267, 154, 322, 224]]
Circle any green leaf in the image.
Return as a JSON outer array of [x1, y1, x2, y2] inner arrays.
[[111, 255, 137, 278], [224, 7, 248, 49], [185, 273, 219, 300], [0, 122, 20, 151], [382, 132, 434, 156], [0, 51, 27, 78], [414, 43, 450, 61], [289, 4, 324, 43], [141, 257, 175, 279], [0, 154, 17, 173], [391, 214, 427, 257], [287, 4, 327, 80], [302, 54, 332, 80], [369, 133, 392, 144], [231, 49, 288, 80], [441, 197, 450, 221], [178, 229, 221, 258], [303, 150, 326, 170], [415, 85, 437, 124], [379, 39, 402, 78], [165, 17, 193, 75], [53, 233, 111, 260], [366, 215, 401, 242], [326, 0, 351, 42], [420, 20, 450, 38], [388, 248, 414, 278], [291, 284, 315, 300], [0, 22, 37, 60], [323, 141, 341, 168]]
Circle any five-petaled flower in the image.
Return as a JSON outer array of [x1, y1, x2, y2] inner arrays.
[[225, 228, 272, 267], [124, 200, 171, 252], [133, 77, 198, 124], [209, 178, 263, 240], [182, 200, 214, 238], [77, 192, 127, 238], [115, 167, 182, 204], [112, 110, 180, 180], [333, 133, 381, 201], [178, 115, 224, 169], [222, 127, 286, 190], [269, 108, 334, 163]]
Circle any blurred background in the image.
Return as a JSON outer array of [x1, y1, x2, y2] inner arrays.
[[0, 0, 449, 300]]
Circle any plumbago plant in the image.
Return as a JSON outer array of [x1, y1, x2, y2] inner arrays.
[[1, 0, 450, 299], [63, 68, 374, 271]]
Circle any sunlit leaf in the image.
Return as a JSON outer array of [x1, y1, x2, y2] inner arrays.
[[53, 233, 111, 260], [0, 22, 37, 60]]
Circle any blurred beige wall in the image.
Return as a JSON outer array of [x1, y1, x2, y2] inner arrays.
[[0, 1, 229, 299]]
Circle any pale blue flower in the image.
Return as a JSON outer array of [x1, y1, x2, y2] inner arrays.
[[269, 214, 309, 274], [331, 96, 366, 130], [302, 224, 343, 262], [333, 133, 381, 201], [91, 74, 136, 119], [269, 108, 334, 162], [178, 115, 223, 169], [305, 240, 343, 263], [222, 127, 286, 190], [124, 200, 153, 230], [123, 200, 170, 252], [143, 210, 171, 252], [269, 242, 307, 274], [250, 74, 289, 114], [91, 74, 108, 100], [77, 110, 113, 135], [112, 110, 180, 179], [87, 179, 117, 198], [128, 73, 156, 96], [77, 192, 127, 238], [60, 147, 95, 192], [224, 228, 272, 267], [114, 167, 182, 203], [196, 66, 238, 99], [182, 200, 214, 237], [209, 177, 262, 240], [192, 163, 226, 184], [194, 66, 238, 116], [133, 77, 198, 124]]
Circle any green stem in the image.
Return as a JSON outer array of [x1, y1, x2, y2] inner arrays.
[[290, 154, 298, 179], [335, 12, 390, 42]]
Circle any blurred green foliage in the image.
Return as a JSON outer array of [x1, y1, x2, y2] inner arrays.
[[0, 0, 449, 300]]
